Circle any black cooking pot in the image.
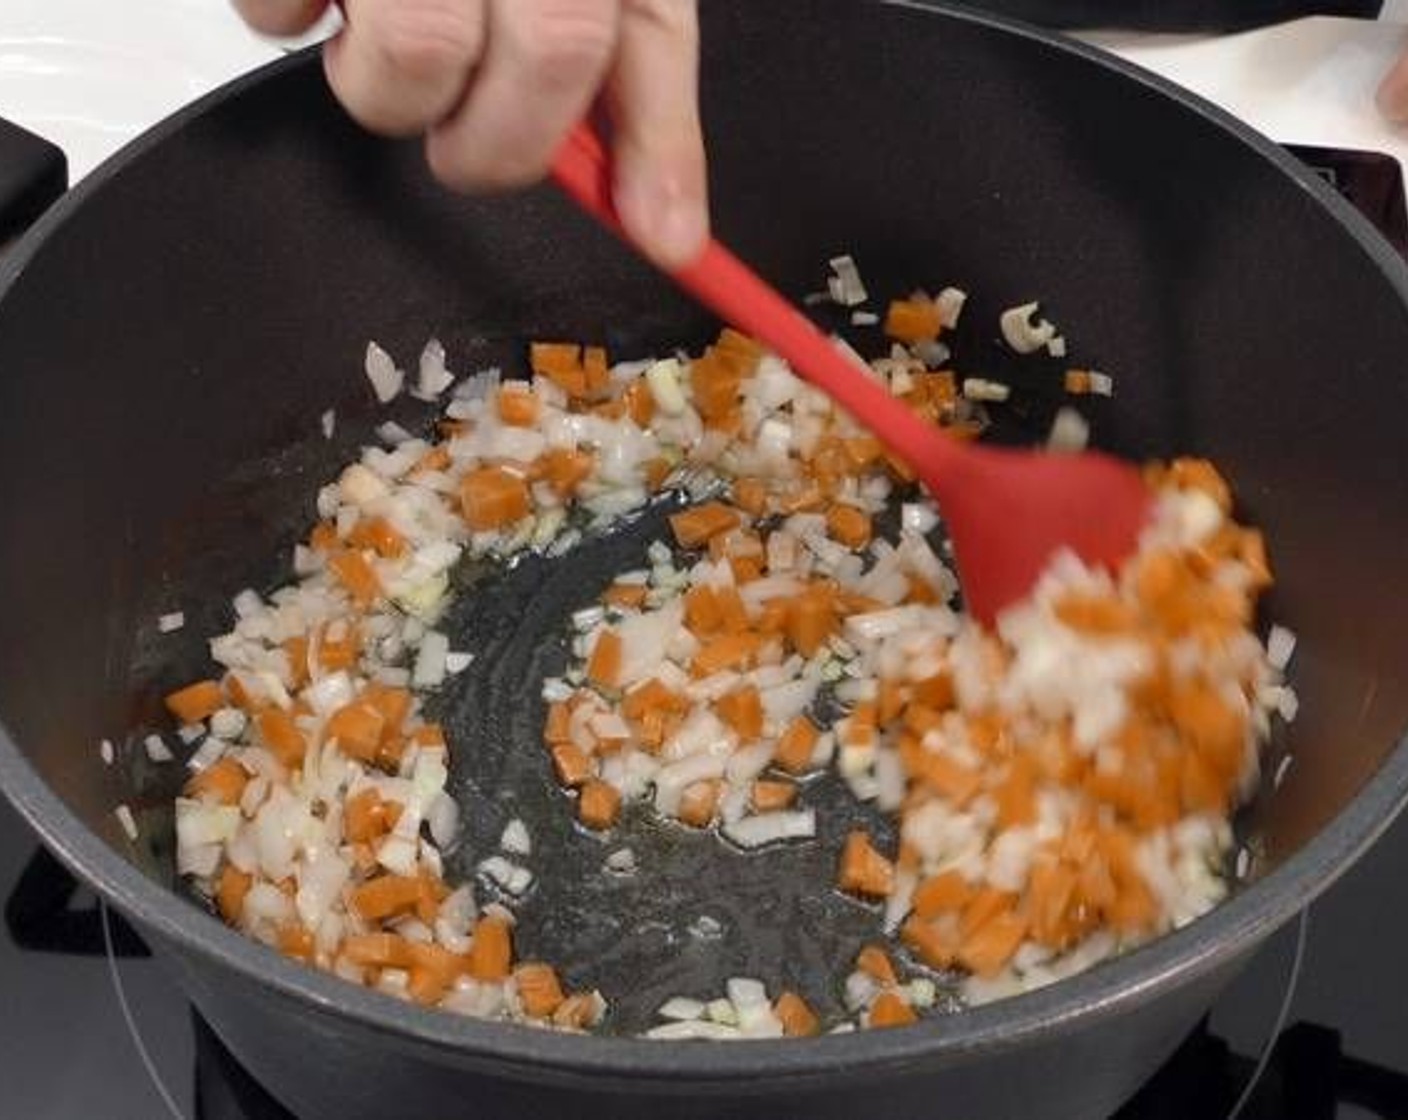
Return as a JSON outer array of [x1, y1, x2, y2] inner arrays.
[[2, 3, 1408, 1118]]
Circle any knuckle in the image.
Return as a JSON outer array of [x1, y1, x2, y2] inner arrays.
[[515, 0, 617, 78], [624, 0, 697, 38], [425, 133, 544, 192], [373, 0, 485, 83]]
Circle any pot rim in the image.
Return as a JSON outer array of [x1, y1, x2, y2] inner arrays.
[[3, 0, 1408, 1088]]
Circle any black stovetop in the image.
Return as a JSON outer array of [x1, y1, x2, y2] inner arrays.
[[3, 144, 1408, 1120]]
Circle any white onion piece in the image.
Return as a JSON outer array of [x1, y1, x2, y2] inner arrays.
[[721, 810, 816, 849], [364, 341, 404, 403]]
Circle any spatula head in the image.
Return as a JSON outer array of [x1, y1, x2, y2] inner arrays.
[[930, 446, 1153, 625]]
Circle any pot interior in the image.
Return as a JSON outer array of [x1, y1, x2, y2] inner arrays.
[[1, 0, 1407, 1035]]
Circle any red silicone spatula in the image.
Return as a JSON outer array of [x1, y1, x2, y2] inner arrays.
[[551, 124, 1151, 623]]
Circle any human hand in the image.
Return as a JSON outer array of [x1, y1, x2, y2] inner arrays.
[[1378, 47, 1408, 123], [233, 0, 708, 269]]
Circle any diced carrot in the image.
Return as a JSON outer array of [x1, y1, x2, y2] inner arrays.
[[750, 779, 797, 813], [643, 457, 673, 492], [690, 353, 743, 423], [537, 448, 594, 498], [461, 466, 531, 531], [347, 516, 408, 559], [755, 600, 789, 635], [884, 298, 943, 345], [309, 521, 340, 552], [621, 678, 687, 722], [415, 872, 450, 924], [826, 504, 872, 550], [786, 586, 837, 657], [1180, 749, 1228, 814], [410, 445, 451, 477], [1076, 851, 1119, 912], [733, 477, 768, 517], [994, 753, 1038, 829], [838, 830, 896, 899], [669, 502, 742, 549], [317, 622, 360, 671], [329, 550, 382, 607], [326, 700, 386, 762], [342, 932, 415, 969], [530, 342, 587, 397], [613, 379, 650, 427], [277, 925, 316, 963], [857, 944, 898, 986], [774, 716, 820, 774], [909, 750, 982, 804], [407, 966, 450, 1006], [407, 940, 466, 986], [412, 724, 446, 749], [349, 874, 422, 921], [958, 910, 1028, 978], [583, 346, 610, 395], [406, 944, 465, 1004], [1064, 369, 1093, 395], [216, 865, 252, 923], [678, 779, 723, 828], [912, 870, 973, 919], [165, 679, 224, 725], [578, 779, 621, 829], [716, 685, 764, 739], [1028, 859, 1079, 949], [553, 993, 599, 1030], [1055, 593, 1140, 635], [691, 632, 762, 677], [545, 701, 574, 744], [901, 915, 958, 970], [684, 586, 724, 635], [222, 672, 256, 713], [1168, 680, 1246, 780], [497, 384, 540, 426], [844, 436, 884, 470], [278, 635, 310, 687], [363, 684, 411, 739], [883, 451, 917, 483], [467, 915, 514, 981], [843, 702, 879, 747], [877, 679, 907, 725], [774, 991, 821, 1037], [779, 483, 826, 513], [1167, 458, 1232, 513], [907, 575, 942, 604], [550, 742, 593, 788], [714, 586, 750, 633], [603, 582, 648, 610], [952, 884, 1009, 935], [586, 629, 623, 689], [714, 328, 764, 372], [344, 787, 402, 843], [257, 708, 307, 770], [515, 962, 566, 1018], [186, 758, 248, 805], [869, 990, 919, 1029], [912, 673, 957, 710]]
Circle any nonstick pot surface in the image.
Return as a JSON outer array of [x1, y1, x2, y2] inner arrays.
[[2, 0, 1408, 1087]]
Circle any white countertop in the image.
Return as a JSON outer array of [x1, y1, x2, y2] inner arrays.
[[2, 2, 1408, 183]]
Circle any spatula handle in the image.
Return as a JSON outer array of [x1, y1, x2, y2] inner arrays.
[[550, 123, 960, 491]]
